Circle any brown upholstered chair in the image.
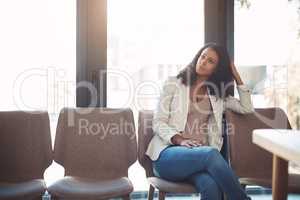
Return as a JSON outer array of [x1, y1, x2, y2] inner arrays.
[[225, 107, 300, 192], [0, 111, 53, 200], [138, 110, 198, 200], [48, 108, 137, 200]]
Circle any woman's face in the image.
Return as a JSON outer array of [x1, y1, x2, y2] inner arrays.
[[195, 48, 219, 77]]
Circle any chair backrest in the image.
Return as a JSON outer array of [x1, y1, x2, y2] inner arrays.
[[137, 110, 155, 177], [54, 107, 137, 180], [0, 111, 52, 182], [225, 107, 292, 180]]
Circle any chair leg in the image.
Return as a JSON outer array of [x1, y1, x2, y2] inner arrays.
[[158, 190, 166, 200], [148, 185, 155, 200], [122, 194, 130, 200]]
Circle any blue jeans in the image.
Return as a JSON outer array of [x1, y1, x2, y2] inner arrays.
[[153, 146, 249, 200]]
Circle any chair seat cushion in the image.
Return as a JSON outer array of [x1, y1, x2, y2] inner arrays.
[[0, 179, 46, 200], [148, 177, 197, 193], [48, 176, 133, 199]]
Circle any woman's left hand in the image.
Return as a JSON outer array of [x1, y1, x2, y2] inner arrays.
[[229, 61, 243, 85], [229, 61, 238, 77]]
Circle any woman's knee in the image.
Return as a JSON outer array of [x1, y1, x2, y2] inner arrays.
[[205, 147, 224, 163]]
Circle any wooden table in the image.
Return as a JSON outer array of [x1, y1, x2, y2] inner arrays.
[[252, 129, 300, 200]]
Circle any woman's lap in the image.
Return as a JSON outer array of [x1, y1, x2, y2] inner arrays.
[[153, 145, 221, 181], [152, 145, 249, 200]]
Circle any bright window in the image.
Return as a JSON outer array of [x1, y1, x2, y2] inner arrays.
[[107, 0, 204, 191], [0, 0, 76, 184], [235, 0, 300, 127]]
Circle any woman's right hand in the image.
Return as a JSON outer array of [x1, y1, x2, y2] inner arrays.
[[171, 134, 203, 148], [180, 139, 203, 148]]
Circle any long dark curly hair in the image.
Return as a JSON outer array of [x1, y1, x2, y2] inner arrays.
[[176, 43, 233, 98]]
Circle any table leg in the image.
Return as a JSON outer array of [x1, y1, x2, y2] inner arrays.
[[272, 154, 288, 200]]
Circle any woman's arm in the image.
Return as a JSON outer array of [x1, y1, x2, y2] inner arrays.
[[224, 62, 254, 114], [152, 77, 181, 144]]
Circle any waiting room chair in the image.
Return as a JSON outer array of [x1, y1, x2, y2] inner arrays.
[[225, 107, 300, 193], [138, 110, 229, 200], [0, 111, 52, 200], [48, 108, 137, 200]]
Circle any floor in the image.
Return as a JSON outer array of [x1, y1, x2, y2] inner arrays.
[[126, 191, 300, 200]]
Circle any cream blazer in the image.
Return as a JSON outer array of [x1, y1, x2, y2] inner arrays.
[[146, 76, 254, 161]]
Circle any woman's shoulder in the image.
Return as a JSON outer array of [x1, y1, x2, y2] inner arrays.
[[160, 76, 183, 93]]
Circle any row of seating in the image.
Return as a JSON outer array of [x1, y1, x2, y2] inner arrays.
[[0, 108, 137, 200], [0, 107, 299, 200]]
